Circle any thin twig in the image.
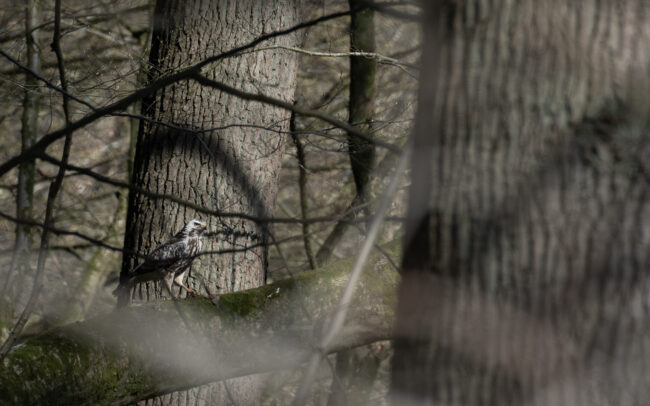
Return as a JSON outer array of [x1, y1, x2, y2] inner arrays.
[[349, 222, 401, 273], [3, 0, 42, 300], [290, 111, 317, 269], [239, 45, 418, 69], [268, 231, 347, 397], [0, 7, 378, 180], [160, 278, 198, 337], [0, 5, 150, 44], [190, 72, 400, 153], [0, 0, 73, 362], [34, 152, 406, 225], [292, 143, 410, 405], [0, 207, 404, 262], [0, 210, 137, 255]]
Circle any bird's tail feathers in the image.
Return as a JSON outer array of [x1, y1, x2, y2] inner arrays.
[[111, 262, 142, 297]]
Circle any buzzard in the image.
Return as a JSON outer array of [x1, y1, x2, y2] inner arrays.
[[115, 219, 207, 299]]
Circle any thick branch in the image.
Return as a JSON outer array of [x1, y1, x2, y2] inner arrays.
[[0, 243, 400, 406]]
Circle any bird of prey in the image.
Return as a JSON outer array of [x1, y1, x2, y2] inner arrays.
[[115, 219, 207, 299]]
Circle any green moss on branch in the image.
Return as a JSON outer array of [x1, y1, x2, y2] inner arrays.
[[0, 242, 400, 405]]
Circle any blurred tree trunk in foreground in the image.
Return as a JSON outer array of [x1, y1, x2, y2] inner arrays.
[[393, 1, 650, 405], [117, 0, 300, 404]]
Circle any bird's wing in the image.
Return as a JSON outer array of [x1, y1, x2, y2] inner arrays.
[[131, 236, 189, 275]]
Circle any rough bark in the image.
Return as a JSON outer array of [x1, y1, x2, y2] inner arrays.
[[121, 0, 300, 302], [117, 0, 300, 403], [392, 1, 650, 405], [0, 243, 399, 406]]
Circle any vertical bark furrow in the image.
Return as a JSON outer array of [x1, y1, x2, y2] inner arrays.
[[120, 0, 299, 404], [394, 0, 650, 404]]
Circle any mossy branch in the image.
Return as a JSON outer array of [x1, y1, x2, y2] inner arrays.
[[0, 243, 400, 406]]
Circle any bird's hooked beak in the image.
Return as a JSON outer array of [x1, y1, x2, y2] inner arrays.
[[199, 221, 207, 230]]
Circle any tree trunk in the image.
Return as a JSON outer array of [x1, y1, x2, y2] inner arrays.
[[346, 0, 376, 211], [1, 0, 41, 328], [61, 191, 126, 324], [315, 0, 377, 267], [118, 0, 300, 404], [328, 2, 380, 404], [392, 1, 650, 405]]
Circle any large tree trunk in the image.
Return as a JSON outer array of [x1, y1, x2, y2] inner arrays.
[[118, 0, 300, 404], [392, 1, 650, 405]]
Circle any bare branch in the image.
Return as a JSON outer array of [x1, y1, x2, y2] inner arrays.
[[0, 210, 131, 254], [0, 5, 150, 44], [0, 7, 372, 180], [190, 72, 400, 153], [293, 143, 410, 404], [291, 112, 317, 269], [0, 211, 352, 260], [240, 45, 418, 70], [0, 0, 74, 362], [35, 153, 404, 226]]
